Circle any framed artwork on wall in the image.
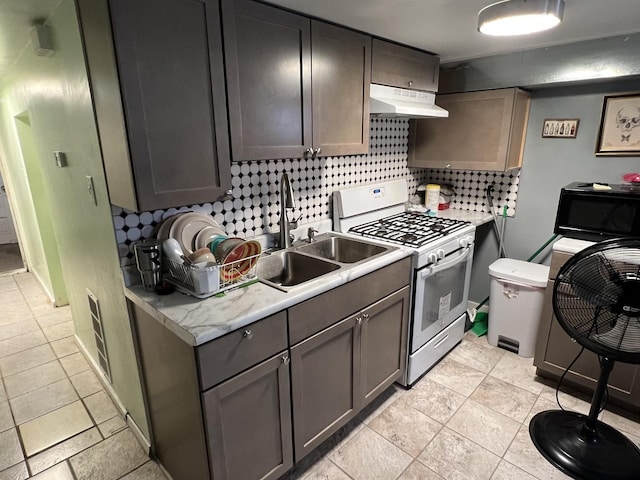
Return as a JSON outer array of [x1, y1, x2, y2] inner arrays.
[[542, 119, 579, 138], [596, 93, 640, 156]]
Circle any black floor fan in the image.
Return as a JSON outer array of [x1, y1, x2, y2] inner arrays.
[[530, 238, 640, 480]]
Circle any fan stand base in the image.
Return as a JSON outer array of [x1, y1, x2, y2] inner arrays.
[[530, 410, 640, 480]]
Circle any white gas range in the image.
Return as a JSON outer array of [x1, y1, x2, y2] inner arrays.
[[333, 179, 476, 386]]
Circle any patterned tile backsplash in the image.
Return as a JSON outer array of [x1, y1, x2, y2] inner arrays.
[[114, 118, 519, 268], [425, 169, 520, 217]]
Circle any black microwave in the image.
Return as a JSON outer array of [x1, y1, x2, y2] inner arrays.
[[554, 182, 640, 241]]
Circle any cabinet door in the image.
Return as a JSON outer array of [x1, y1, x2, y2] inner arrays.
[[360, 287, 409, 406], [311, 21, 371, 157], [290, 315, 360, 461], [203, 352, 293, 480], [222, 0, 312, 161], [371, 38, 439, 92], [408, 88, 530, 172], [109, 0, 231, 211]]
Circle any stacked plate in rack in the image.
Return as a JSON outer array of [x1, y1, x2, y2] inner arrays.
[[156, 212, 226, 255], [155, 212, 261, 284]]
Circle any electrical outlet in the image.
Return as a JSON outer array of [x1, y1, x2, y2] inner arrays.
[[86, 175, 97, 205]]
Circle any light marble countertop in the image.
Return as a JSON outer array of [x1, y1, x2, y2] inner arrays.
[[552, 237, 595, 254], [125, 243, 412, 347], [407, 206, 493, 226], [437, 208, 494, 226]]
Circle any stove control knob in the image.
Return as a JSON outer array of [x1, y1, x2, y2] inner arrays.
[[436, 249, 445, 259], [427, 253, 438, 264], [460, 236, 475, 248]]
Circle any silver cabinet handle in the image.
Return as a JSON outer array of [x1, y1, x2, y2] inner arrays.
[[445, 163, 452, 169], [282, 355, 290, 365], [243, 329, 253, 340], [408, 80, 413, 87], [362, 313, 369, 320], [356, 317, 362, 325], [314, 147, 322, 157], [304, 147, 314, 157]]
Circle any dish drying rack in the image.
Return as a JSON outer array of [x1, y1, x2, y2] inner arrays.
[[165, 254, 260, 298]]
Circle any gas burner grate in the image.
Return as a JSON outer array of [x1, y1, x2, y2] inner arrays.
[[349, 212, 471, 248]]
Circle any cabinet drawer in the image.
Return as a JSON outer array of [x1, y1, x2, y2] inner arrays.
[[197, 311, 287, 390], [407, 314, 465, 385], [288, 258, 411, 345]]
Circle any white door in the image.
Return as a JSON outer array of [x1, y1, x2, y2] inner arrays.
[[0, 174, 18, 244]]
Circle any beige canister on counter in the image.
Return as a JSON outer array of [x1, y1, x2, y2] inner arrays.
[[425, 184, 440, 216]]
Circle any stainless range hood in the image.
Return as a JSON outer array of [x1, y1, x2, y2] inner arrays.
[[370, 84, 449, 118]]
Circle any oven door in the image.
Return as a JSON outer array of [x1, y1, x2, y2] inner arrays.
[[411, 245, 473, 353]]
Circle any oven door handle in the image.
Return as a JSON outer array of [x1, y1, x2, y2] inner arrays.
[[420, 246, 472, 278]]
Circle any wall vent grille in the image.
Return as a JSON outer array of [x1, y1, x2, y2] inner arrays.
[[87, 289, 112, 383]]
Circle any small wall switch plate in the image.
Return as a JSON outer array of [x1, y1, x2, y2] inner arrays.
[[54, 151, 66, 168], [86, 175, 97, 205]]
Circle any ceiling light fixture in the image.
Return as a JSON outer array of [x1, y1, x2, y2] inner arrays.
[[478, 0, 565, 36]]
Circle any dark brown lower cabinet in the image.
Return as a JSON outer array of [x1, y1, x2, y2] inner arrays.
[[130, 303, 289, 480], [130, 259, 411, 480], [203, 352, 293, 480], [290, 286, 409, 461], [534, 251, 640, 410]]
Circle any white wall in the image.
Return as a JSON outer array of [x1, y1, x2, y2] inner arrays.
[[0, 0, 149, 439]]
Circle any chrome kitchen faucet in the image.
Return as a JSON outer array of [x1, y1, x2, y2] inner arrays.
[[278, 173, 298, 249]]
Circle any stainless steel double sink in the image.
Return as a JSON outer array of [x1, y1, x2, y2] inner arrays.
[[256, 232, 394, 292]]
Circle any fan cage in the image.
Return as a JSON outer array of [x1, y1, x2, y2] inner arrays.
[[553, 238, 640, 364]]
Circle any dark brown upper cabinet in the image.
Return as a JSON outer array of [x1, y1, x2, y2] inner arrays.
[[372, 38, 440, 92], [408, 88, 531, 172], [222, 0, 371, 161], [221, 0, 311, 161], [77, 0, 232, 212], [310, 22, 371, 157]]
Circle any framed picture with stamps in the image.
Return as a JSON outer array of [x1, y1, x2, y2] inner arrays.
[[542, 119, 579, 138], [596, 93, 640, 156]]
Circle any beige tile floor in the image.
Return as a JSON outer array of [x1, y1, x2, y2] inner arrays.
[[283, 328, 640, 480], [2, 269, 640, 480], [0, 271, 167, 480]]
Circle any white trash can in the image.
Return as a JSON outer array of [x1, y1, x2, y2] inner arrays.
[[487, 258, 550, 357]]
